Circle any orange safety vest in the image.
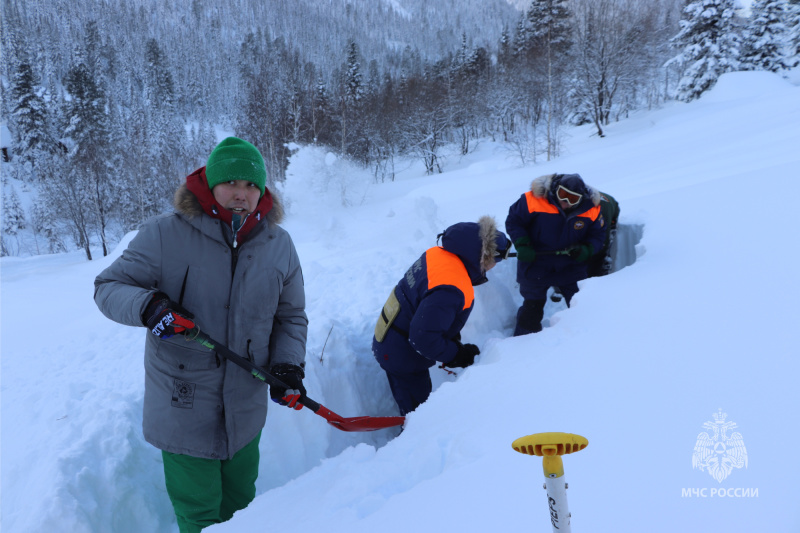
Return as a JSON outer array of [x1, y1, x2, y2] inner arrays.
[[425, 247, 474, 310]]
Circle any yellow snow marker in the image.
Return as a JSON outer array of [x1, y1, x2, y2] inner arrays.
[[512, 432, 588, 533]]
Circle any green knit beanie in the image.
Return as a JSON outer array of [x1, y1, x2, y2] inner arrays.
[[205, 137, 267, 197]]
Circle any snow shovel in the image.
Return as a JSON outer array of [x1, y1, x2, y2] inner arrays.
[[184, 327, 405, 432]]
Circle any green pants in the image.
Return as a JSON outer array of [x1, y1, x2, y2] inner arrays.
[[162, 432, 261, 533]]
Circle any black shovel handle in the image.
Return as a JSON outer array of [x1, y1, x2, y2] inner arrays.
[[507, 249, 571, 258], [182, 327, 405, 431], [185, 327, 322, 413]]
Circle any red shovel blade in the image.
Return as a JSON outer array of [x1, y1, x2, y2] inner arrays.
[[313, 404, 404, 432], [326, 415, 405, 432]]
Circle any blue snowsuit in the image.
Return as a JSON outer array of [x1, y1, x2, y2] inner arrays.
[[506, 174, 606, 335], [372, 219, 507, 415]]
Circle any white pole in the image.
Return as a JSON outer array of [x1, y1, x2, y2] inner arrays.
[[511, 432, 588, 533], [543, 458, 571, 533]]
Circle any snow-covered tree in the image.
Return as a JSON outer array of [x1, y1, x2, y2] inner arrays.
[[668, 0, 740, 102], [498, 25, 513, 67], [31, 185, 67, 254], [144, 38, 176, 108], [144, 38, 188, 189], [9, 62, 57, 177], [338, 39, 365, 157], [110, 97, 167, 232], [512, 14, 528, 58], [789, 0, 800, 63], [344, 40, 365, 107], [312, 74, 332, 144], [740, 0, 792, 71], [60, 60, 112, 259], [2, 184, 27, 235], [525, 0, 573, 56], [525, 0, 573, 159], [571, 0, 676, 136]]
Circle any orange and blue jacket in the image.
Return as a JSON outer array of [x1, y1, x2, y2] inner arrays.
[[373, 222, 485, 373], [505, 182, 606, 285]]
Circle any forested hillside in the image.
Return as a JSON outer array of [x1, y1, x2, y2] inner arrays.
[[2, 0, 797, 258]]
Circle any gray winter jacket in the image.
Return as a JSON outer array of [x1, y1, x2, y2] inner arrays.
[[94, 182, 307, 460]]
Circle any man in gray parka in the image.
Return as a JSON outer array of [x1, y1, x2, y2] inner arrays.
[[94, 137, 308, 532]]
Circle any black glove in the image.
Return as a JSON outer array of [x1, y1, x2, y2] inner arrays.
[[269, 363, 307, 410], [444, 342, 480, 368], [513, 236, 537, 262], [567, 243, 593, 262], [142, 293, 196, 339]]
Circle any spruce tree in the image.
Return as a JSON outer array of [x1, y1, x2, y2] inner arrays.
[[498, 25, 513, 67], [144, 38, 186, 194], [339, 39, 365, 157], [783, 0, 800, 64], [343, 41, 364, 108], [525, 0, 572, 55], [61, 61, 112, 259], [113, 96, 163, 232], [512, 14, 528, 59], [32, 188, 67, 254], [668, 0, 740, 102], [2, 183, 26, 235], [9, 62, 56, 177], [313, 75, 331, 144], [740, 0, 792, 72]]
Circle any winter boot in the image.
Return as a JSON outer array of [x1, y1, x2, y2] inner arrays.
[[550, 286, 563, 303], [513, 299, 546, 336]]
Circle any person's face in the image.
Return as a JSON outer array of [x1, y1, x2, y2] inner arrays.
[[212, 180, 261, 215]]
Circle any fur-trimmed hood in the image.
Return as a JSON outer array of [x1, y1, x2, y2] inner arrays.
[[440, 215, 510, 284], [531, 173, 602, 207], [477, 215, 507, 272]]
